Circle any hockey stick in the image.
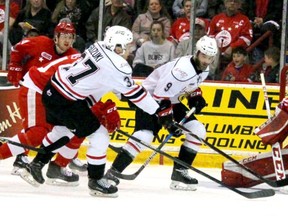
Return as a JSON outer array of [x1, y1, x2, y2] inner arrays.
[[173, 122, 288, 188], [0, 137, 46, 154], [111, 107, 196, 180], [116, 129, 275, 199], [260, 72, 287, 181]]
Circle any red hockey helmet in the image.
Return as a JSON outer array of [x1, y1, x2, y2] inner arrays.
[[54, 21, 76, 35]]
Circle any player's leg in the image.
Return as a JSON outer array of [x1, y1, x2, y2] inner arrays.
[[46, 136, 85, 186], [170, 103, 205, 191], [105, 107, 160, 185]]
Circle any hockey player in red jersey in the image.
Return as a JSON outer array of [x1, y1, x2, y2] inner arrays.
[[7, 19, 78, 87], [105, 35, 218, 191], [221, 97, 288, 192], [1, 20, 86, 183], [19, 26, 174, 198]]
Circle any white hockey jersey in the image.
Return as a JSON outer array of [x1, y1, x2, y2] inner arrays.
[[51, 42, 159, 115], [142, 55, 209, 104]]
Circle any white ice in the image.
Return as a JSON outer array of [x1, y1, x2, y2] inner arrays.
[[0, 157, 286, 216]]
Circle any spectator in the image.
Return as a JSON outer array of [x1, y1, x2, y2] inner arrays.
[[0, 0, 20, 31], [105, 0, 136, 22], [168, 0, 208, 46], [262, 46, 280, 83], [206, 0, 225, 20], [9, 0, 53, 45], [172, 0, 208, 19], [0, 0, 20, 65], [132, 20, 175, 77], [207, 0, 253, 80], [85, 0, 132, 46], [131, 0, 171, 49], [174, 17, 206, 57], [51, 0, 88, 52], [221, 46, 254, 82], [135, 0, 174, 20], [241, 0, 283, 64]]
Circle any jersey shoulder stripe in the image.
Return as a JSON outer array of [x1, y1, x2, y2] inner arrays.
[[171, 56, 196, 82], [96, 42, 132, 75], [51, 73, 85, 101]]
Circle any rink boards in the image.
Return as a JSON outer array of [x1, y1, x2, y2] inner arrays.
[[0, 79, 284, 168]]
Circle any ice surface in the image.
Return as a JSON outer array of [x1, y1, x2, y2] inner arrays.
[[0, 157, 286, 216]]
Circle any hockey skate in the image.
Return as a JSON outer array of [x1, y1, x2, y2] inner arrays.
[[104, 168, 120, 186], [88, 177, 118, 198], [46, 161, 79, 186], [170, 167, 198, 191], [11, 153, 30, 176], [68, 158, 88, 173], [20, 160, 45, 187]]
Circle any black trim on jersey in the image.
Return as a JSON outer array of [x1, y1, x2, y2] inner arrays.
[[85, 97, 94, 107], [190, 57, 203, 75], [96, 42, 132, 75], [124, 87, 146, 100], [51, 75, 78, 100]]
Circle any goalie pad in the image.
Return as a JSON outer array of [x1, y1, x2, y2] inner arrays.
[[221, 149, 288, 188], [254, 107, 288, 146]]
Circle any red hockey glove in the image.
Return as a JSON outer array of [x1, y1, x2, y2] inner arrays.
[[7, 64, 24, 87], [91, 100, 121, 133], [187, 88, 207, 114]]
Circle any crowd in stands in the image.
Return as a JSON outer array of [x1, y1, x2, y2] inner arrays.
[[0, 0, 284, 84]]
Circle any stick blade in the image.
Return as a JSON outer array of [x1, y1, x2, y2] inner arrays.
[[241, 189, 275, 199], [109, 167, 141, 180]]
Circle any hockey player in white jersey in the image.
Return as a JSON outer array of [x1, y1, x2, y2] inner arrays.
[[105, 35, 218, 191], [19, 26, 174, 197]]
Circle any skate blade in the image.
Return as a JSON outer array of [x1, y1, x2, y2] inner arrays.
[[11, 167, 21, 176], [19, 169, 41, 187], [46, 178, 79, 187], [89, 190, 118, 198], [170, 181, 197, 191]]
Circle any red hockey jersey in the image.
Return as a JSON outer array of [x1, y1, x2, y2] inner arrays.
[[208, 12, 253, 52], [22, 54, 82, 93], [9, 36, 78, 76]]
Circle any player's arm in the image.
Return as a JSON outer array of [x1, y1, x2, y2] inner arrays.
[[8, 38, 34, 86]]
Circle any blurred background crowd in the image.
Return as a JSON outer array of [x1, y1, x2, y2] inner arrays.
[[0, 0, 284, 83]]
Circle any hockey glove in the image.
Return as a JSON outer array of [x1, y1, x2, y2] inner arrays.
[[156, 100, 182, 137], [156, 100, 173, 126], [91, 100, 121, 133], [7, 64, 24, 87], [187, 89, 207, 114]]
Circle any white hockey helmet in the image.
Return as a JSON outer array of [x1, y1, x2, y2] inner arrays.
[[195, 35, 218, 57], [103, 25, 133, 54]]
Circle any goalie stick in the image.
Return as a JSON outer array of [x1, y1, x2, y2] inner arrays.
[[173, 122, 288, 188], [111, 107, 196, 180], [260, 72, 287, 181], [116, 129, 275, 199], [0, 137, 46, 154]]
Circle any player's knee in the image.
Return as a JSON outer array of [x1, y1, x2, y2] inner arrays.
[[184, 120, 206, 140]]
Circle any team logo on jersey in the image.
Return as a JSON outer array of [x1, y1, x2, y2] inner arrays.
[[215, 30, 232, 48], [41, 52, 52, 61], [0, 9, 5, 24]]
